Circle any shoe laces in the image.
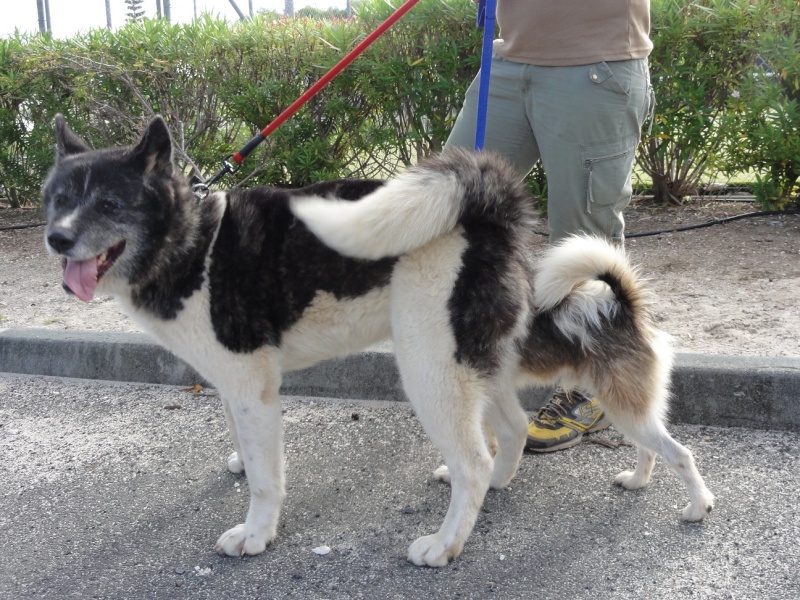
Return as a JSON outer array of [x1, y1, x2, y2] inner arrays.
[[535, 389, 573, 424]]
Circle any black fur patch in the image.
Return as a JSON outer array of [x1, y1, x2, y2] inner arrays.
[[597, 272, 634, 313], [129, 181, 217, 319], [449, 222, 522, 375], [293, 179, 385, 201], [518, 312, 585, 374], [208, 184, 396, 353]]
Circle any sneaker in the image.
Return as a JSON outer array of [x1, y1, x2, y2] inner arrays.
[[525, 388, 611, 453]]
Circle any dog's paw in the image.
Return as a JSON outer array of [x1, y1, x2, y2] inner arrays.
[[214, 524, 273, 556], [682, 492, 715, 522], [227, 452, 245, 474], [614, 469, 650, 490], [408, 533, 459, 568], [432, 465, 450, 484]]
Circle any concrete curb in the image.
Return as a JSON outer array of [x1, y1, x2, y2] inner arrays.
[[2, 327, 799, 432]]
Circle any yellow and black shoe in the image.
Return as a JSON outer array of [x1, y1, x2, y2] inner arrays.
[[525, 388, 611, 453]]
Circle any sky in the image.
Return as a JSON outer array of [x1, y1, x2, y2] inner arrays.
[[2, 1, 346, 39]]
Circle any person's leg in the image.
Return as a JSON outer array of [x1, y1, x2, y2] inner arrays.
[[525, 59, 652, 451], [528, 59, 652, 244], [445, 55, 540, 177]]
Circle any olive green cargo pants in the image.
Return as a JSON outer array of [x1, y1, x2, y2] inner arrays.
[[445, 56, 653, 244]]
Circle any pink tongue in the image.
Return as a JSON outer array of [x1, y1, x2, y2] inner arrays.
[[63, 257, 99, 302]]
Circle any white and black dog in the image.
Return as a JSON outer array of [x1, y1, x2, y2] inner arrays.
[[42, 116, 713, 567]]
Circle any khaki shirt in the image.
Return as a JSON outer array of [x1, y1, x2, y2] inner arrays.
[[493, 0, 653, 66]]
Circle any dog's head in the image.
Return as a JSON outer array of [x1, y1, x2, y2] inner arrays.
[[42, 115, 176, 301]]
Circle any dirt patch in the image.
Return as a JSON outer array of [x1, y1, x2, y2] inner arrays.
[[1, 199, 798, 357]]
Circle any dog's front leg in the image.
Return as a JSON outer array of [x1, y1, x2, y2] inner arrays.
[[214, 382, 285, 557]]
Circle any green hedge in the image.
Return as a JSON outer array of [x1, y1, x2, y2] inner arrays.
[[0, 0, 480, 204], [646, 0, 799, 207], [1, 0, 797, 208]]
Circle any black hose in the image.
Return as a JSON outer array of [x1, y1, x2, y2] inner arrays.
[[0, 222, 46, 231], [533, 209, 799, 239]]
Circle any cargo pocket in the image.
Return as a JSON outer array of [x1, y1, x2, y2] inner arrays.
[[581, 137, 638, 215]]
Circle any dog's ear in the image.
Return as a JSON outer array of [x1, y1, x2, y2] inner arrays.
[[128, 116, 174, 177], [54, 114, 91, 160]]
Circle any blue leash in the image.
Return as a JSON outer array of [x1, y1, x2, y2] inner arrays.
[[474, 0, 496, 151]]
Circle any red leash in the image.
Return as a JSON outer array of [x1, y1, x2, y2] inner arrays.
[[202, 0, 422, 188]]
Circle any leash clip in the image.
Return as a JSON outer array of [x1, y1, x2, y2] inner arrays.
[[220, 156, 240, 176], [190, 174, 210, 201], [192, 182, 210, 201]]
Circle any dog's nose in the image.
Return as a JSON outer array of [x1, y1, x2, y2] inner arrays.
[[47, 230, 76, 253]]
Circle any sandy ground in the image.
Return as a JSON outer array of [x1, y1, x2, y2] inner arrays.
[[1, 199, 798, 357]]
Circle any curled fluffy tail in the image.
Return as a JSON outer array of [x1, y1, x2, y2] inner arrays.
[[290, 148, 534, 260], [534, 235, 652, 347]]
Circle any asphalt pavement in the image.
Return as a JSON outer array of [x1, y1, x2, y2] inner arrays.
[[1, 373, 799, 599]]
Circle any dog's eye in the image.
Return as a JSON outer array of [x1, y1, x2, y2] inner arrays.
[[53, 194, 68, 207]]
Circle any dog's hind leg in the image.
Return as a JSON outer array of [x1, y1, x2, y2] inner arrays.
[[588, 329, 714, 521], [391, 234, 503, 566], [221, 396, 245, 474], [611, 413, 715, 521], [596, 356, 714, 522], [484, 377, 528, 489], [432, 376, 526, 490], [614, 445, 656, 490]]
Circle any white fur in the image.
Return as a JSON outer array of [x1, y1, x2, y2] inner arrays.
[[53, 209, 80, 234], [116, 261, 291, 555], [534, 235, 628, 311], [279, 288, 392, 372], [534, 236, 628, 348], [290, 171, 462, 260], [550, 280, 617, 349]]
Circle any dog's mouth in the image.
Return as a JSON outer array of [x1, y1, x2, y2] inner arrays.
[[62, 240, 126, 302]]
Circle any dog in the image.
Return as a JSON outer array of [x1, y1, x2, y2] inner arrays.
[[41, 115, 714, 567]]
